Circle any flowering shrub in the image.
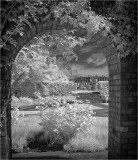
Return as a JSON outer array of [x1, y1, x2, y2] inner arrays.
[[38, 104, 96, 148], [11, 96, 24, 123], [12, 96, 34, 106], [36, 95, 76, 110], [12, 100, 108, 153], [36, 96, 61, 111], [11, 95, 108, 153], [64, 118, 108, 152], [11, 106, 21, 123]]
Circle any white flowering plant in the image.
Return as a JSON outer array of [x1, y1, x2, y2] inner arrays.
[[11, 96, 24, 123], [38, 102, 96, 148]]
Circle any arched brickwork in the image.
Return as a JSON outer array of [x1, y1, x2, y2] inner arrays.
[[1, 17, 137, 159]]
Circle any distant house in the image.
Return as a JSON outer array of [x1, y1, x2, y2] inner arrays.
[[69, 75, 108, 91]]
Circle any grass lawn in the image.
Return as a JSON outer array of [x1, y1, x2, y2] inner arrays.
[[12, 107, 108, 153], [12, 115, 42, 153], [63, 117, 108, 152], [12, 95, 108, 153]]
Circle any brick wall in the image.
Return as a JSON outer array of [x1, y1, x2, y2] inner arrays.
[[0, 17, 137, 159], [1, 66, 12, 159]]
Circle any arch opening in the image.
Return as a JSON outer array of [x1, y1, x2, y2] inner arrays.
[[10, 29, 110, 157], [1, 17, 137, 159]]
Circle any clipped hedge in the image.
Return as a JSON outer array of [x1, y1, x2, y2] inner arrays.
[[97, 81, 109, 102]]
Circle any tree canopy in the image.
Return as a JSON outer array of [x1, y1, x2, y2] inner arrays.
[[1, 0, 137, 63]]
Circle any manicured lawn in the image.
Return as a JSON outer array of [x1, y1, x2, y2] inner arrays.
[[12, 103, 108, 153], [12, 115, 42, 153], [63, 117, 108, 152]]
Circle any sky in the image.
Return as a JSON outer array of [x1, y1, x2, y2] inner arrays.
[[69, 41, 109, 77]]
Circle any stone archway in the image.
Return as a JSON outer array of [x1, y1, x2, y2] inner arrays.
[[1, 17, 137, 159]]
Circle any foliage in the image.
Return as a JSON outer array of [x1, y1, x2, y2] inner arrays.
[[11, 27, 86, 93], [55, 1, 111, 37], [12, 104, 108, 153], [11, 96, 34, 107], [61, 0, 137, 57], [36, 95, 76, 111], [97, 81, 109, 102], [39, 81, 77, 97], [12, 116, 42, 153], [1, 0, 137, 58], [12, 36, 53, 85], [64, 118, 108, 152], [11, 31, 80, 98], [12, 70, 76, 98], [105, 1, 137, 57], [11, 104, 22, 123], [11, 96, 31, 123], [41, 30, 85, 61], [1, 0, 56, 50], [38, 102, 96, 147], [1, 0, 137, 130], [89, 0, 137, 57]]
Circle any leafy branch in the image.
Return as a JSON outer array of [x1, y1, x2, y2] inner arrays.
[[1, 2, 17, 32]]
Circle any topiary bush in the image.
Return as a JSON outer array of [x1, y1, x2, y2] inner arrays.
[[97, 81, 109, 102]]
